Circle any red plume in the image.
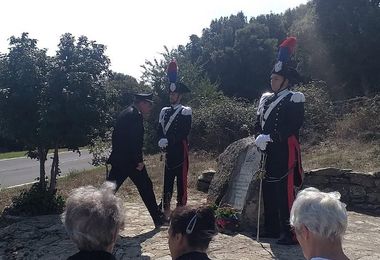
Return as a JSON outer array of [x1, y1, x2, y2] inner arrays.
[[279, 37, 297, 55]]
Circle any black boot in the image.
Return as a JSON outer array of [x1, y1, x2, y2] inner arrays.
[[154, 212, 169, 229], [276, 233, 298, 245]]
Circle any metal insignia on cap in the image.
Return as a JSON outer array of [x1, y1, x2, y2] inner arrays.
[[170, 83, 176, 92], [274, 61, 282, 72]]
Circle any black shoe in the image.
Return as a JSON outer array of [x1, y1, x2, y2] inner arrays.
[[154, 214, 169, 229], [276, 235, 298, 245], [252, 230, 280, 239]]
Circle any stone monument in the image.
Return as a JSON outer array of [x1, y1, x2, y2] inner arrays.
[[207, 137, 264, 230]]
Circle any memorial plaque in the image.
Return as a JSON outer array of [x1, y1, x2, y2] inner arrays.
[[221, 146, 261, 211]]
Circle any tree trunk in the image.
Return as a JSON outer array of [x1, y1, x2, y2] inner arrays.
[[49, 145, 59, 191], [38, 147, 48, 188]]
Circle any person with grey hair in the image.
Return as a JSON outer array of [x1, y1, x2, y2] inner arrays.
[[290, 187, 350, 260], [62, 182, 126, 260]]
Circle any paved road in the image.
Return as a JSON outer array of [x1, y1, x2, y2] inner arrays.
[[0, 150, 96, 188]]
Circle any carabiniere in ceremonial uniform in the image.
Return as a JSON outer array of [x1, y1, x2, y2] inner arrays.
[[254, 37, 305, 245], [158, 60, 192, 216]]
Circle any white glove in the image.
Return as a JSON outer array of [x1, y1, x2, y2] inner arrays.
[[158, 138, 168, 148], [255, 134, 272, 151]]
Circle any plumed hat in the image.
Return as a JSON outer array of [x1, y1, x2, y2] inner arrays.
[[167, 60, 190, 94], [271, 37, 301, 85]]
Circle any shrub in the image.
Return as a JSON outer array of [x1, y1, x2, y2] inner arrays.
[[190, 96, 255, 153], [296, 81, 335, 144], [334, 96, 380, 141], [88, 131, 112, 166], [3, 183, 65, 216]]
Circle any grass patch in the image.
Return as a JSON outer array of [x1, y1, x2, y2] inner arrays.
[[303, 139, 380, 172], [0, 151, 28, 160], [2, 140, 378, 219], [0, 147, 87, 160]]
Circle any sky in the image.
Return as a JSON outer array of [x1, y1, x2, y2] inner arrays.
[[0, 0, 308, 81]]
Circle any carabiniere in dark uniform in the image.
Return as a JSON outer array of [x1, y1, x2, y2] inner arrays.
[[158, 103, 192, 208], [158, 60, 192, 213], [254, 37, 305, 245], [107, 93, 165, 227]]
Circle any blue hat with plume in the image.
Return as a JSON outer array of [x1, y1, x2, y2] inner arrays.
[[167, 60, 190, 94], [271, 37, 301, 85]]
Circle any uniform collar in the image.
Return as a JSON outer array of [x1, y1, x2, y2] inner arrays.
[[171, 104, 182, 110], [274, 88, 290, 98]]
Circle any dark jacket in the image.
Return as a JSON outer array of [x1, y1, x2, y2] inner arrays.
[[67, 250, 116, 260], [175, 251, 211, 260], [254, 89, 304, 184], [108, 105, 143, 166], [254, 90, 304, 143], [158, 105, 192, 167]]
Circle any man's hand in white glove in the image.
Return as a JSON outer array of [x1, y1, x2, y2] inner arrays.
[[158, 138, 168, 148], [255, 134, 272, 151]]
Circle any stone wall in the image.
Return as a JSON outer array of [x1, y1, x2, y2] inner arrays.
[[303, 168, 380, 214], [198, 167, 380, 216]]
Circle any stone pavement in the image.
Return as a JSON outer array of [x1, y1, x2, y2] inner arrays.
[[1, 192, 380, 260]]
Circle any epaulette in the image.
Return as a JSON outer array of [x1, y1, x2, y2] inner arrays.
[[257, 92, 273, 115], [159, 107, 171, 122], [161, 106, 171, 112], [181, 106, 192, 116], [262, 92, 273, 98], [290, 91, 305, 103]]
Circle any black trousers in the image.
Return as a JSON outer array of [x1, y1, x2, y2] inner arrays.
[[262, 178, 293, 237], [107, 164, 162, 223], [163, 164, 187, 210]]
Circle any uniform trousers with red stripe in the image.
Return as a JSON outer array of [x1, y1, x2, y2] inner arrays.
[[163, 162, 188, 210], [262, 135, 302, 237]]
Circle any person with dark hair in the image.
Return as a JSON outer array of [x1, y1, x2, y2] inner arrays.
[[107, 93, 165, 228], [168, 206, 217, 260], [158, 60, 192, 218], [253, 37, 305, 245]]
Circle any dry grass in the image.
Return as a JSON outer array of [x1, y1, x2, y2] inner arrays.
[[303, 139, 380, 172], [2, 139, 379, 216], [0, 151, 217, 214]]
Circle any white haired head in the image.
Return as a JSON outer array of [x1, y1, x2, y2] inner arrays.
[[62, 182, 126, 251], [290, 187, 347, 241]]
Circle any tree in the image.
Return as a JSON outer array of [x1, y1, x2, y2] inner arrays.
[[0, 33, 50, 187], [44, 33, 111, 190], [0, 32, 113, 192], [314, 0, 380, 97], [105, 72, 149, 119]]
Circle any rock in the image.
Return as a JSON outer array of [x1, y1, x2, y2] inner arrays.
[[196, 170, 216, 193], [207, 137, 263, 230], [373, 171, 380, 178], [367, 192, 380, 204], [302, 174, 330, 185], [197, 179, 211, 193], [321, 185, 350, 203], [240, 179, 264, 229], [308, 167, 350, 177], [349, 185, 367, 200], [207, 137, 257, 204], [349, 172, 375, 188], [330, 177, 350, 184]]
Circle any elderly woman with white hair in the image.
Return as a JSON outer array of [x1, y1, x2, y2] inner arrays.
[[290, 187, 350, 260], [62, 182, 126, 260]]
